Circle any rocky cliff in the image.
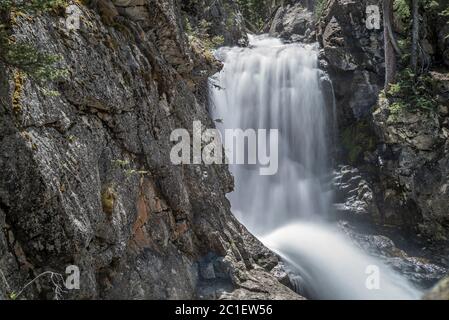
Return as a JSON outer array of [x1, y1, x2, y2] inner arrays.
[[268, 0, 315, 43], [0, 0, 300, 300], [316, 0, 449, 283], [317, 0, 449, 240]]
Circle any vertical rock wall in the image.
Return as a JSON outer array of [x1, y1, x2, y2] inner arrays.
[[0, 1, 300, 300]]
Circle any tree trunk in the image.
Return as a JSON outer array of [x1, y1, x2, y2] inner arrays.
[[411, 0, 420, 73], [383, 0, 397, 90]]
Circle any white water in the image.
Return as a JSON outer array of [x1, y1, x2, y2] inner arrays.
[[210, 35, 420, 300], [263, 223, 420, 299]]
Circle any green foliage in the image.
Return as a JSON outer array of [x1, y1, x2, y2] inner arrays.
[[1, 34, 68, 81], [237, 0, 271, 30], [423, 0, 439, 10], [441, 7, 449, 17], [184, 17, 224, 50], [393, 0, 410, 20], [386, 68, 438, 114], [0, 0, 66, 12], [314, 0, 328, 19], [0, 0, 67, 83], [210, 35, 224, 47]]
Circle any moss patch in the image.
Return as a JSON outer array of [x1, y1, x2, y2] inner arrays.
[[341, 119, 377, 165], [12, 70, 24, 114], [101, 185, 116, 216], [386, 69, 439, 117]]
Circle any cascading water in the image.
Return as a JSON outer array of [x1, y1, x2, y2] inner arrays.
[[211, 35, 332, 233], [210, 35, 421, 300]]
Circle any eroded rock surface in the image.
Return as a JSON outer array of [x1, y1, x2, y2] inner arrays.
[[318, 0, 449, 289], [372, 92, 449, 241], [318, 0, 384, 125], [0, 1, 300, 300], [269, 2, 315, 43]]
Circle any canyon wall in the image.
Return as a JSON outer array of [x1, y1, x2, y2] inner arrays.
[[0, 0, 299, 300], [317, 0, 449, 245]]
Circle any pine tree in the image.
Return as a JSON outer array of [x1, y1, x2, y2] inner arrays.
[[0, 0, 67, 82], [383, 0, 402, 89]]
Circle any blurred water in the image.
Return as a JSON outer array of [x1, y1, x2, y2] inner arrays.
[[210, 34, 421, 300], [263, 223, 421, 299]]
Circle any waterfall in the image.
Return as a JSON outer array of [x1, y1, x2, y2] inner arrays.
[[211, 35, 332, 233], [209, 35, 421, 300]]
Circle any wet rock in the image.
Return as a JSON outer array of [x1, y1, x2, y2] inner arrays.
[[339, 222, 448, 288], [333, 166, 381, 222]]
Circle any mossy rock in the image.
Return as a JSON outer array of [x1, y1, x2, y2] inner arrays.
[[101, 185, 116, 216], [340, 119, 377, 165]]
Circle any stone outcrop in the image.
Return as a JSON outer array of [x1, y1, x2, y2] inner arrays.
[[317, 0, 384, 126], [318, 0, 449, 282], [333, 165, 381, 223], [318, 0, 448, 126], [372, 87, 449, 241], [319, 0, 449, 242], [0, 1, 300, 300], [268, 2, 315, 43]]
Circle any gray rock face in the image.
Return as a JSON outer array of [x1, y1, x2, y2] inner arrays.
[[318, 0, 449, 246], [372, 92, 449, 241], [439, 24, 449, 67], [0, 1, 300, 300], [333, 165, 381, 223], [269, 2, 315, 43], [318, 0, 384, 125]]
